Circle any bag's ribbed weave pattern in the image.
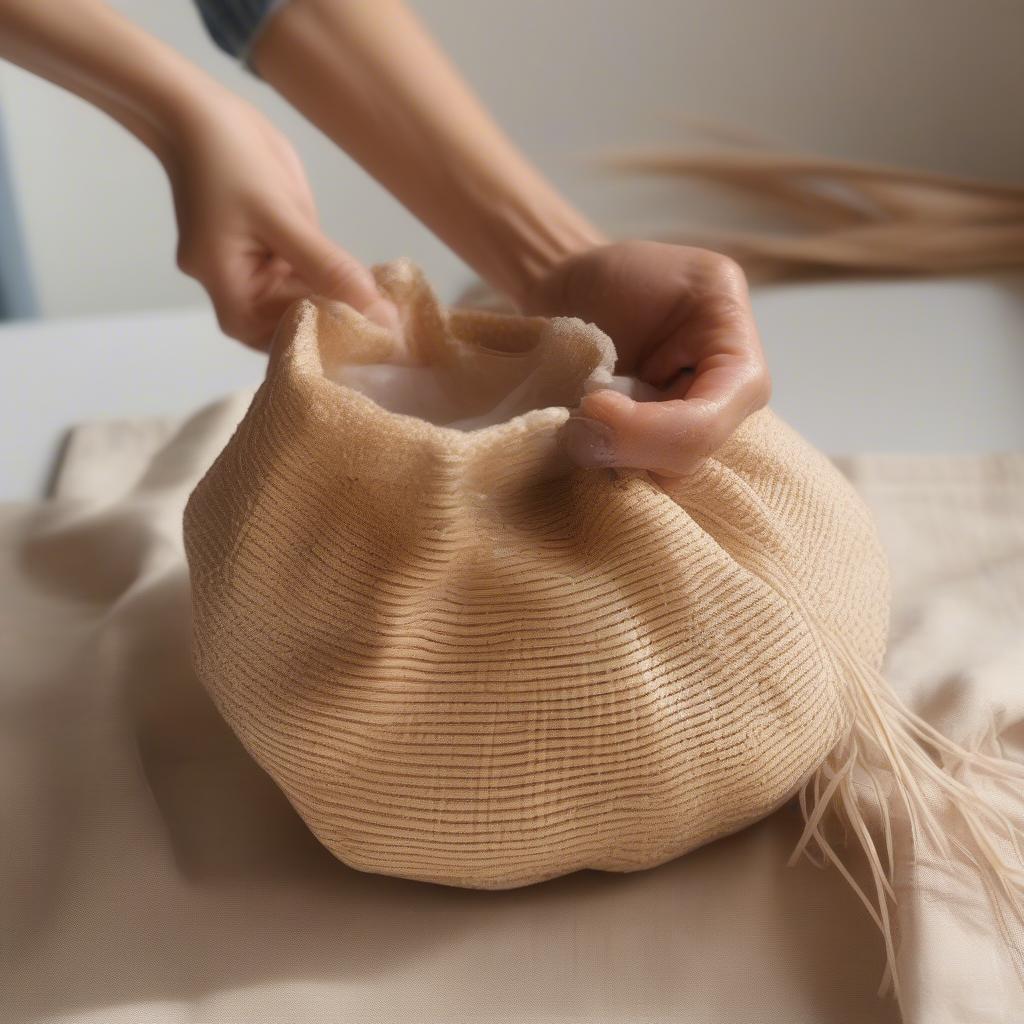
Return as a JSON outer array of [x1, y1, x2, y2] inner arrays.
[[183, 260, 889, 890]]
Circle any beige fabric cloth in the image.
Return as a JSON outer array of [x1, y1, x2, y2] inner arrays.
[[3, 396, 1022, 1022]]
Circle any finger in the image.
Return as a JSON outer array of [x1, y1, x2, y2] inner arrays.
[[637, 300, 754, 389], [245, 271, 322, 350], [636, 258, 755, 387], [245, 263, 357, 350], [563, 351, 769, 477], [198, 250, 272, 349], [265, 212, 400, 331], [189, 243, 326, 350]]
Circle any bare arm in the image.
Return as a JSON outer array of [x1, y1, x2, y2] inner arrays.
[[253, 0, 769, 474], [0, 0, 204, 165], [252, 0, 605, 306], [0, 0, 398, 345], [2, 0, 769, 473]]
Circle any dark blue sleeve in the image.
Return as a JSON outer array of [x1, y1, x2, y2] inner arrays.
[[193, 0, 290, 64]]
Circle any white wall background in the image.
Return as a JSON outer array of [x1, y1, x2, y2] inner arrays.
[[1, 0, 1022, 319]]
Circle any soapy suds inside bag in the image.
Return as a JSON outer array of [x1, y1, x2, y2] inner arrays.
[[332, 364, 659, 429]]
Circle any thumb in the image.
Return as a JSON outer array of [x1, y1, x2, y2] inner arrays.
[[266, 213, 400, 331], [562, 388, 726, 478]]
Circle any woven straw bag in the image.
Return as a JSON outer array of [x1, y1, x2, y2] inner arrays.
[[184, 260, 1022, 999]]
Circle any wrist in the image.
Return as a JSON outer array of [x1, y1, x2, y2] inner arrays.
[[252, 0, 605, 309], [468, 171, 605, 308], [135, 62, 234, 172], [485, 195, 606, 309]]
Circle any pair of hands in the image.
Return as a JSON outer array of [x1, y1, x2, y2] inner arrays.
[[167, 99, 769, 477]]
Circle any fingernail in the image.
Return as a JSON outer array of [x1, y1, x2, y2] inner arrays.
[[562, 416, 617, 467]]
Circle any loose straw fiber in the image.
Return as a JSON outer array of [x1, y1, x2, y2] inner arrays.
[[604, 143, 1024, 280], [184, 260, 1024, 1004]]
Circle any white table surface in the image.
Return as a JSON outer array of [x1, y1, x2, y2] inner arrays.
[[2, 272, 1022, 501]]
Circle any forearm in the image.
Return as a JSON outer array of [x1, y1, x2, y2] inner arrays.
[[251, 0, 605, 305], [0, 0, 223, 168]]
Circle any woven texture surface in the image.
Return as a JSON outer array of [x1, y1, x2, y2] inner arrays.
[[183, 260, 890, 889]]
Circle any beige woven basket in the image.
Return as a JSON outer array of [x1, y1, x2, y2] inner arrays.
[[185, 260, 1024, 1005], [184, 259, 888, 889]]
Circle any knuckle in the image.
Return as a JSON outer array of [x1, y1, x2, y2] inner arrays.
[[213, 304, 251, 343], [175, 243, 199, 276], [714, 292, 751, 329], [709, 251, 747, 288]]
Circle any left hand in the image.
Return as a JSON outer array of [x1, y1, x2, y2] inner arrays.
[[165, 94, 399, 349], [523, 241, 770, 478]]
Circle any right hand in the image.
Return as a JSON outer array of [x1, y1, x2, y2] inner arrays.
[[163, 94, 399, 350], [523, 241, 770, 478]]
